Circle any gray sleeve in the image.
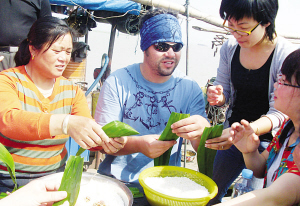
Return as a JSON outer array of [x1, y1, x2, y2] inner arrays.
[[94, 75, 123, 126], [213, 38, 237, 104], [266, 37, 298, 131]]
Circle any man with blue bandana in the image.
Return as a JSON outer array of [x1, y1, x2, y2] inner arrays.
[[94, 8, 210, 190]]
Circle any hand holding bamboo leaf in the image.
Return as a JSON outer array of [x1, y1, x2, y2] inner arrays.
[[197, 124, 223, 178], [76, 120, 139, 156], [171, 114, 211, 151], [56, 115, 110, 149], [205, 127, 234, 150], [53, 155, 84, 206], [0, 142, 68, 206], [136, 134, 176, 159], [0, 180, 68, 206], [154, 112, 190, 166]]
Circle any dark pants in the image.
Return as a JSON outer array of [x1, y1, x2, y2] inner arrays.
[[207, 141, 270, 205], [0, 51, 16, 71]]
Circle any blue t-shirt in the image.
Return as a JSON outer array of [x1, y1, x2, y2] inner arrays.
[[95, 63, 207, 183]]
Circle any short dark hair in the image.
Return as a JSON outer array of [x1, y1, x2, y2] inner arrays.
[[219, 0, 278, 41], [139, 8, 178, 31], [281, 49, 300, 87], [15, 16, 76, 66]]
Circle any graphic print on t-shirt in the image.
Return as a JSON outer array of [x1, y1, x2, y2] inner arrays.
[[123, 68, 183, 130]]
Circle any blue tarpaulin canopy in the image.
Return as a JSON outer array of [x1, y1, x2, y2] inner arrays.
[[49, 0, 141, 15]]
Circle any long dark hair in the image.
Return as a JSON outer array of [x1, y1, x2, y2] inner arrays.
[[15, 16, 76, 66], [219, 0, 278, 41]]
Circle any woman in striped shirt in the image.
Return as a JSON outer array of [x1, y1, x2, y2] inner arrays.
[[0, 16, 126, 193]]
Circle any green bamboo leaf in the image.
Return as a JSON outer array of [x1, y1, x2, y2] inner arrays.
[[0, 143, 17, 191], [53, 155, 84, 206], [76, 121, 139, 156], [154, 112, 190, 166], [197, 124, 223, 178], [102, 120, 139, 138], [128, 187, 144, 198], [0, 192, 8, 199]]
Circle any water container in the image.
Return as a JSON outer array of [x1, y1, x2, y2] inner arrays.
[[231, 169, 254, 198]]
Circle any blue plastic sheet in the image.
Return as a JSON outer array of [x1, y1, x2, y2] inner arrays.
[[65, 137, 90, 162], [49, 0, 141, 15]]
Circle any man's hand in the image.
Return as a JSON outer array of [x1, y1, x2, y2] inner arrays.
[[171, 115, 210, 151], [137, 135, 176, 159]]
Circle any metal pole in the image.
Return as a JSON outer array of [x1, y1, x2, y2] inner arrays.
[[103, 23, 117, 81], [185, 0, 189, 76], [183, 0, 189, 168]]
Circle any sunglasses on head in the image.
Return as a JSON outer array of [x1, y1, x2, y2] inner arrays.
[[153, 42, 183, 52]]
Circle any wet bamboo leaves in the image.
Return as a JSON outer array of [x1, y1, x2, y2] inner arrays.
[[76, 120, 139, 156], [53, 155, 84, 206], [154, 112, 190, 166], [197, 124, 223, 178]]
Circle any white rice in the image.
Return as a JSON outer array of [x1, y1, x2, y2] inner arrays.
[[75, 179, 126, 206], [144, 177, 209, 199]]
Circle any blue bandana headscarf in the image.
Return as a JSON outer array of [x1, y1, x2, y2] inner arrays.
[[140, 14, 183, 51]]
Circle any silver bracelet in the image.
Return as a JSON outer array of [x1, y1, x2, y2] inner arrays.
[[62, 115, 70, 135]]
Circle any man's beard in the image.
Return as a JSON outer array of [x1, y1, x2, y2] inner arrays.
[[157, 58, 178, 76]]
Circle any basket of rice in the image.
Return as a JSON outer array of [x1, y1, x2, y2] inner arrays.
[[139, 166, 218, 206]]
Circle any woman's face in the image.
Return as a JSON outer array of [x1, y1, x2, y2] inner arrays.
[[274, 74, 300, 117], [31, 33, 73, 79], [226, 17, 268, 48]]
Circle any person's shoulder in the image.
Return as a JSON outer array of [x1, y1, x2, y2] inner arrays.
[[221, 37, 237, 48], [105, 63, 140, 84], [0, 66, 24, 76], [172, 69, 201, 88], [274, 36, 298, 60], [276, 36, 298, 51], [109, 63, 140, 77], [220, 37, 238, 55]]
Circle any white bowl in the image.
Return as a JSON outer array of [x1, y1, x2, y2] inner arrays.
[[38, 172, 133, 206], [181, 150, 197, 162]]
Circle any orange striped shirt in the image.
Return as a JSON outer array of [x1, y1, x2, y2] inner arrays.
[[0, 66, 91, 173]]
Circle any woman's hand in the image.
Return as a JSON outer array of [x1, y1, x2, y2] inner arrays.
[[67, 116, 110, 149], [0, 180, 68, 206], [205, 127, 233, 150], [206, 85, 224, 106], [231, 119, 260, 154]]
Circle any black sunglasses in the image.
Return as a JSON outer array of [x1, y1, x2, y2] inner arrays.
[[153, 42, 183, 52]]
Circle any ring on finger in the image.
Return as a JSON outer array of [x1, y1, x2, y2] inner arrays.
[[221, 146, 224, 149]]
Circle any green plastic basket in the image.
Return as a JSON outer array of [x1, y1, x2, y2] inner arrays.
[[139, 166, 218, 206]]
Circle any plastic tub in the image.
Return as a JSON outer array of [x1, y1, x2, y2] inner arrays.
[[139, 166, 218, 206]]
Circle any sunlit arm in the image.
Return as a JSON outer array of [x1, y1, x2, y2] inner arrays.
[[216, 173, 300, 206]]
